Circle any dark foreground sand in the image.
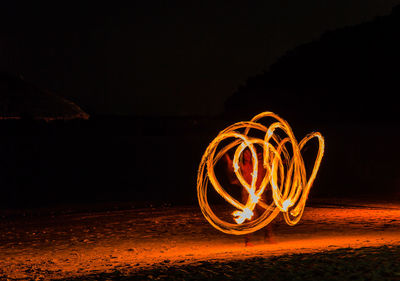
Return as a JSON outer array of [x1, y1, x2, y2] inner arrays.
[[0, 198, 399, 280], [59, 245, 400, 281]]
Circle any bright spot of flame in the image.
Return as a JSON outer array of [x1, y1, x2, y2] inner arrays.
[[282, 199, 292, 212], [197, 111, 325, 235], [233, 162, 240, 172], [249, 191, 259, 204], [233, 208, 254, 224]]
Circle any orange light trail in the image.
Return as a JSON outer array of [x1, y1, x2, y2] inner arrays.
[[197, 112, 325, 235]]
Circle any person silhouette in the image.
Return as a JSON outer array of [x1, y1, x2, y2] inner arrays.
[[223, 148, 275, 246]]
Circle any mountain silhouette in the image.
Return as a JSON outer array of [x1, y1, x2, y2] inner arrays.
[[225, 5, 400, 125], [0, 72, 89, 121], [224, 6, 400, 199]]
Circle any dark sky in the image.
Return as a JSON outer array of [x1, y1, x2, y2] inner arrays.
[[1, 1, 399, 116]]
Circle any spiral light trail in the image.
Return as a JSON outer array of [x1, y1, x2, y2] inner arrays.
[[197, 112, 325, 235]]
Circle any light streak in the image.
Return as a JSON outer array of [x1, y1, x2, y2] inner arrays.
[[197, 112, 325, 235]]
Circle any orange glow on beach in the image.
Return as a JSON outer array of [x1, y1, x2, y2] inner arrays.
[[197, 112, 325, 235]]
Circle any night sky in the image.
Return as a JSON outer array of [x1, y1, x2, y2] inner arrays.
[[1, 1, 400, 116]]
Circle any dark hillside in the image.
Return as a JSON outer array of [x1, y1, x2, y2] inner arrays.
[[224, 5, 400, 199]]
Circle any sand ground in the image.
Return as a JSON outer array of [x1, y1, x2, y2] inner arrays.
[[0, 198, 399, 280]]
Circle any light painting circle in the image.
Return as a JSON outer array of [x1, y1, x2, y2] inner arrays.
[[196, 112, 325, 235]]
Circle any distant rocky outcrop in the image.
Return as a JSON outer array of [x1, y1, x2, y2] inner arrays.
[[225, 5, 400, 124], [0, 72, 89, 121]]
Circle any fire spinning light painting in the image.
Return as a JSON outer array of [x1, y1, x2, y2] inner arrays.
[[197, 112, 325, 235]]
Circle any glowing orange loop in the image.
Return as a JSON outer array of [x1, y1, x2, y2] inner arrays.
[[197, 112, 325, 235]]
